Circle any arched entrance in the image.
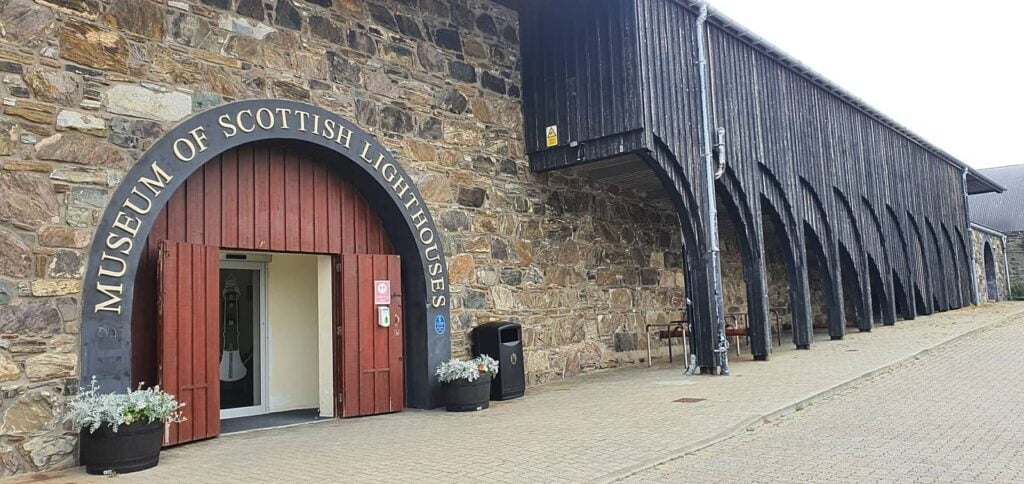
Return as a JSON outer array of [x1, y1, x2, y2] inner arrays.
[[984, 241, 999, 301], [804, 224, 837, 339], [839, 243, 864, 330], [760, 196, 797, 348], [80, 101, 452, 425]]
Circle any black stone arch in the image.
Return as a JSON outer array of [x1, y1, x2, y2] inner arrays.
[[865, 254, 888, 324], [832, 188, 870, 331], [799, 178, 845, 339], [646, 138, 704, 259], [757, 163, 812, 348], [716, 167, 771, 358], [799, 179, 835, 255], [924, 219, 950, 312], [906, 211, 933, 315], [80, 99, 451, 409], [886, 204, 915, 320], [982, 238, 999, 301], [645, 138, 723, 368], [862, 197, 896, 325], [940, 223, 965, 309]]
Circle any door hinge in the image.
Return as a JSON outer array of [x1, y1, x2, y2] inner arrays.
[[335, 263, 342, 273]]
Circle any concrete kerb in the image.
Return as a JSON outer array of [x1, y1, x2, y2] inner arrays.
[[593, 306, 1024, 483]]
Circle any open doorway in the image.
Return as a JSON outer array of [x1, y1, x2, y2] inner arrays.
[[984, 242, 999, 301], [148, 139, 413, 447], [217, 252, 335, 433], [218, 259, 266, 419]]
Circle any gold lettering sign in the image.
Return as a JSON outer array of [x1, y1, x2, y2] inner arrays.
[[94, 107, 447, 314]]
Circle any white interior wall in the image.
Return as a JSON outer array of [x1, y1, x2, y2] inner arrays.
[[267, 253, 320, 412], [317, 255, 335, 417]]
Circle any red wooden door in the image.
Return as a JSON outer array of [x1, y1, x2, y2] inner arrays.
[[336, 254, 404, 417], [158, 241, 220, 446]]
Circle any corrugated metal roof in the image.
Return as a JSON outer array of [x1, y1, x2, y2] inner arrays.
[[970, 164, 1024, 233]]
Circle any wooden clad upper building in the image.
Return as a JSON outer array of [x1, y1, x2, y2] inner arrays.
[[515, 0, 1004, 370]]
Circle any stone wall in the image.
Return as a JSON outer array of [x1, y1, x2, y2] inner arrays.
[[972, 228, 1009, 303], [718, 204, 835, 346], [717, 201, 748, 317], [0, 0, 690, 474], [1004, 231, 1024, 295], [761, 214, 794, 330]]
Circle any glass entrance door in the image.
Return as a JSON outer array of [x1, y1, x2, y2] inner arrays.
[[219, 261, 268, 419]]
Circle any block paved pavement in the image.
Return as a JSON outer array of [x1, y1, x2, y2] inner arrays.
[[626, 302, 1024, 483], [21, 302, 1024, 483]]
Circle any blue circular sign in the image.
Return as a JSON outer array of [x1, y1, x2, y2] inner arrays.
[[434, 315, 447, 335]]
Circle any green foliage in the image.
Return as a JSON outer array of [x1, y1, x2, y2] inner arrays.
[[435, 355, 500, 383], [1011, 283, 1024, 300], [66, 377, 186, 433]]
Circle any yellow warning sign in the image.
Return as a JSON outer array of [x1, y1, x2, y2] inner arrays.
[[545, 125, 558, 148]]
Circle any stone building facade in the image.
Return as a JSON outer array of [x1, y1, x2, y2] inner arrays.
[[972, 226, 1010, 303], [0, 0, 994, 476], [968, 164, 1022, 299], [0, 0, 705, 475]]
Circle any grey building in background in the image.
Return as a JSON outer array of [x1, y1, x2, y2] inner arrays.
[[970, 164, 1024, 296]]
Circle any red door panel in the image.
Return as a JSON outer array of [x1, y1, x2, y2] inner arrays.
[[336, 254, 404, 417], [158, 241, 220, 446]]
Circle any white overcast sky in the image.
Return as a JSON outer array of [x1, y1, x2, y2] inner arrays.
[[707, 0, 1024, 170]]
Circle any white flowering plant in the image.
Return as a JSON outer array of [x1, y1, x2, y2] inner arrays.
[[435, 355, 500, 383], [67, 377, 186, 433]]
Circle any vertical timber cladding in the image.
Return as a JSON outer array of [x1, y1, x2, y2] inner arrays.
[[519, 0, 985, 371], [80, 99, 452, 409], [520, 0, 724, 369], [697, 5, 976, 323]]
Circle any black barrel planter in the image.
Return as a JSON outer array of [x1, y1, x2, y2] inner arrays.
[[442, 373, 492, 412], [80, 420, 163, 475]]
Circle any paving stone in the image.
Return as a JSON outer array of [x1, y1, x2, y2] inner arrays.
[[37, 304, 1024, 484], [628, 304, 1024, 483]]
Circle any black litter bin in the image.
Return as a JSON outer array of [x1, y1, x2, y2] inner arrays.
[[471, 321, 525, 400]]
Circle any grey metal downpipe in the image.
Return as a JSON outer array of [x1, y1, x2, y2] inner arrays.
[[1002, 233, 1012, 300], [714, 127, 727, 179], [963, 167, 980, 305], [694, 1, 729, 376]]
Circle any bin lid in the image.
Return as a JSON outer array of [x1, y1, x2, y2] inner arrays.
[[473, 321, 520, 334]]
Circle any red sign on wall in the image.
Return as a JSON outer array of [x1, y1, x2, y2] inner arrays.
[[374, 280, 391, 305]]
